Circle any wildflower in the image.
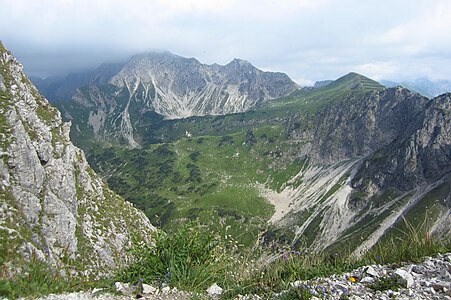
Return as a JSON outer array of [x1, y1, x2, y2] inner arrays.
[[348, 276, 358, 283], [281, 252, 289, 261]]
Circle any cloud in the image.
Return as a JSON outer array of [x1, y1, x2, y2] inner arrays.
[[1, 0, 450, 81], [353, 62, 399, 81], [376, 0, 451, 56]]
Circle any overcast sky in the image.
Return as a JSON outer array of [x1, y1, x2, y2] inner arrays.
[[1, 0, 450, 85]]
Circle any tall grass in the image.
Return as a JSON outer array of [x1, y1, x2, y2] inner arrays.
[[0, 255, 74, 298], [363, 215, 448, 264], [114, 222, 237, 292], [115, 216, 449, 299], [1, 216, 447, 299]]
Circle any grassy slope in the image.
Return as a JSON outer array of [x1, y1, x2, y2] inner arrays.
[[88, 126, 309, 245]]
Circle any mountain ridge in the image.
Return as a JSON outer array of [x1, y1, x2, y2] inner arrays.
[[46, 51, 298, 148]]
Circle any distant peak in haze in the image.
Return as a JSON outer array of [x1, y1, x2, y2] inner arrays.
[[380, 78, 451, 98]]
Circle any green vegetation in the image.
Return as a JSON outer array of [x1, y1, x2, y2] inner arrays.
[[369, 276, 401, 292], [36, 103, 57, 125], [87, 128, 308, 246], [65, 72, 394, 250], [110, 217, 448, 299], [115, 223, 235, 292], [365, 215, 448, 265], [0, 256, 75, 298]]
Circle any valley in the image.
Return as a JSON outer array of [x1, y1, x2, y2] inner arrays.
[[1, 41, 450, 299], [41, 55, 450, 252]]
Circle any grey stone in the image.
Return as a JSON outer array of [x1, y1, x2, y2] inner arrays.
[[394, 269, 414, 288], [360, 276, 375, 283], [114, 282, 130, 294], [364, 266, 378, 277], [142, 283, 157, 294], [206, 283, 223, 296]]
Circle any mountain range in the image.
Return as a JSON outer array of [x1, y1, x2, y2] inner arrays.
[[2, 43, 449, 272], [31, 51, 450, 253], [32, 51, 298, 148]]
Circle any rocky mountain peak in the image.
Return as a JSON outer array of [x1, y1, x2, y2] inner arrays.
[[227, 58, 253, 67], [0, 42, 155, 277], [57, 51, 298, 147]]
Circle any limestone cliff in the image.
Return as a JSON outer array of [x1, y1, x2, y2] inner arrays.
[[0, 43, 154, 277]]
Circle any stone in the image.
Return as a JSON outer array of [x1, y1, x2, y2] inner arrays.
[[441, 269, 451, 280], [364, 266, 378, 277], [424, 259, 435, 268], [394, 269, 414, 288], [114, 282, 130, 294], [431, 282, 448, 292], [411, 265, 425, 274], [360, 276, 375, 283], [91, 288, 103, 294], [142, 283, 157, 294], [206, 283, 223, 296]]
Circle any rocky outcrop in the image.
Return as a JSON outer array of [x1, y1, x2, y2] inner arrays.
[[107, 52, 298, 118], [269, 83, 450, 249], [352, 92, 451, 193], [0, 43, 154, 277], [286, 86, 430, 164], [283, 253, 451, 300]]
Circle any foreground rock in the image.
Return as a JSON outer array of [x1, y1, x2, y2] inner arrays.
[[282, 253, 451, 299], [34, 285, 191, 300], [33, 253, 451, 299], [0, 42, 154, 277]]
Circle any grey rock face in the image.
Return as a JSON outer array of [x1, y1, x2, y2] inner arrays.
[[277, 86, 449, 248], [286, 87, 430, 164], [109, 53, 298, 118], [0, 43, 155, 277], [59, 51, 298, 147], [352, 92, 451, 193]]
